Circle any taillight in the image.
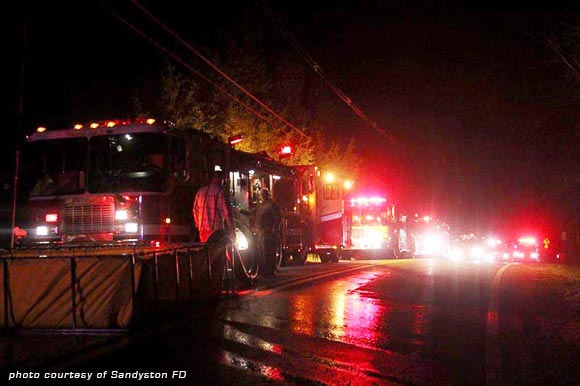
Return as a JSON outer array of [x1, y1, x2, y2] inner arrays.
[[45, 213, 59, 223]]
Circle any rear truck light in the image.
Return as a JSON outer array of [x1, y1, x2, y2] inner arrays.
[[45, 213, 58, 223]]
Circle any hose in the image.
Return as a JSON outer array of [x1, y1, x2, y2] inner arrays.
[[221, 234, 260, 284]]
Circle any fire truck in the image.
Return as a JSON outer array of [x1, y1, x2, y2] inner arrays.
[[292, 167, 411, 261], [13, 118, 306, 275]]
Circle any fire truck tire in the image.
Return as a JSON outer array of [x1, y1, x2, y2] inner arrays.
[[330, 251, 339, 262], [299, 251, 308, 265], [234, 223, 260, 284]]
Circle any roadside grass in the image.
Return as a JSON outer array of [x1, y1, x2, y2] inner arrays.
[[500, 263, 580, 384], [505, 262, 580, 343]]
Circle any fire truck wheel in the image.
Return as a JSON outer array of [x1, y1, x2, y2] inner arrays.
[[329, 251, 339, 263]]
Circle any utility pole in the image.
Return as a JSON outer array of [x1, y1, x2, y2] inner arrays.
[[11, 20, 27, 250]]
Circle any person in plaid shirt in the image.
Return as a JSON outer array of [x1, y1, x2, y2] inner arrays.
[[193, 171, 234, 243]]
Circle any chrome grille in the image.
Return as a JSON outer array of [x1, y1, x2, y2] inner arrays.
[[64, 204, 115, 234]]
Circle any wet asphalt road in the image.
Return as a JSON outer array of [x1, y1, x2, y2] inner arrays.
[[3, 258, 579, 385]]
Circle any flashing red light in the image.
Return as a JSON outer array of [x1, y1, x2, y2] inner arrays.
[[45, 213, 58, 223], [164, 217, 171, 225], [279, 145, 293, 158], [228, 135, 244, 145]]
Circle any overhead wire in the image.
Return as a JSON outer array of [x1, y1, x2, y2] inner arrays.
[[259, 0, 396, 144], [99, 3, 276, 127], [258, 0, 434, 192], [130, 0, 308, 139]]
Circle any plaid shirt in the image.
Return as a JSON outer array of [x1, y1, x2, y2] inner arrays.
[[193, 183, 233, 232]]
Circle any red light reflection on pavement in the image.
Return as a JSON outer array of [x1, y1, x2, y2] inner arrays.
[[288, 271, 383, 349]]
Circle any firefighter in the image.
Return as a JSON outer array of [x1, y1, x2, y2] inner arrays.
[[193, 170, 234, 243], [255, 187, 282, 276]]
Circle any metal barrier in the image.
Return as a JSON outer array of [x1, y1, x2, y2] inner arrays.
[[0, 241, 233, 331]]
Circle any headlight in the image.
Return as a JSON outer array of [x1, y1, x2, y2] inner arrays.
[[116, 210, 129, 220], [124, 222, 139, 233], [235, 228, 249, 250], [36, 226, 48, 236]]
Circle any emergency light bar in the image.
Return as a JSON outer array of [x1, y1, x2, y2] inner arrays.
[[518, 237, 537, 245], [79, 118, 156, 130], [349, 197, 387, 206]]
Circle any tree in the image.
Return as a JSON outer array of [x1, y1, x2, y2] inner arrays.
[[313, 133, 361, 181], [137, 13, 361, 173]]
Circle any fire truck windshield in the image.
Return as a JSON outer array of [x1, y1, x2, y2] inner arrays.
[[22, 138, 87, 197], [21, 133, 167, 197], [88, 133, 166, 193], [351, 206, 389, 225]]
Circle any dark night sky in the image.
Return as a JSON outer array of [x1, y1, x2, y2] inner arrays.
[[5, 1, 580, 236]]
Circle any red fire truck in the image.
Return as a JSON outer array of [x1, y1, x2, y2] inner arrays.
[[13, 118, 306, 275], [292, 167, 411, 261]]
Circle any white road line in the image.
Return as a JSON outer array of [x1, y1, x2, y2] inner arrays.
[[486, 262, 513, 386]]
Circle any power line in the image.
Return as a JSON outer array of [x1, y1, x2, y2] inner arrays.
[[100, 3, 275, 126], [259, 1, 396, 144], [130, 0, 308, 139]]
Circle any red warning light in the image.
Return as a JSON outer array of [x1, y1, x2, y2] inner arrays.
[[228, 135, 244, 145], [279, 145, 293, 158]]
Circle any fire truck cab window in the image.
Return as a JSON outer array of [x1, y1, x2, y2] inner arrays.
[[323, 183, 340, 200], [231, 171, 250, 211], [88, 133, 166, 193], [169, 138, 188, 181], [273, 178, 294, 211], [250, 178, 264, 207]]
